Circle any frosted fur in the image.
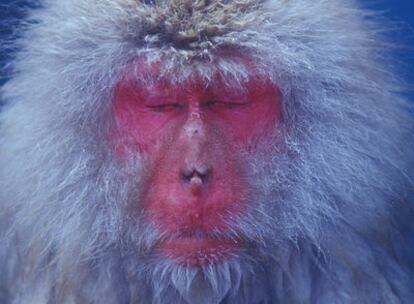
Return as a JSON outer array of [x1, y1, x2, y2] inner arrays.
[[0, 0, 413, 303]]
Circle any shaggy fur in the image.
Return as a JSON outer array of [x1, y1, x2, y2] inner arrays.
[[1, 0, 413, 303]]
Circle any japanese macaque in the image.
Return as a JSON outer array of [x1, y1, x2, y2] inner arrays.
[[0, 0, 413, 303]]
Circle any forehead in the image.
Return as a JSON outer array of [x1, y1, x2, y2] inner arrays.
[[118, 52, 273, 90]]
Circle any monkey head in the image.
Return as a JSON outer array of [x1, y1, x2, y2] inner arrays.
[[0, 1, 413, 304]]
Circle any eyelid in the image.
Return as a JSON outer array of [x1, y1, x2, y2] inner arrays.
[[146, 103, 185, 112], [203, 100, 248, 108]]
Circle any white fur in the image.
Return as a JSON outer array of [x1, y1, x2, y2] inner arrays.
[[1, 0, 413, 303]]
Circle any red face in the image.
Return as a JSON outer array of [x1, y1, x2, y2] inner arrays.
[[113, 57, 282, 266]]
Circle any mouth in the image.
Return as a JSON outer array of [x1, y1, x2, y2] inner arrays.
[[156, 236, 242, 267]]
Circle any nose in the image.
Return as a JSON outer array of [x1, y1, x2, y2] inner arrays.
[[177, 106, 213, 191], [180, 166, 211, 195], [181, 167, 211, 184]]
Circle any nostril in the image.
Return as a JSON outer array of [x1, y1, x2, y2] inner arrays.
[[181, 168, 210, 184]]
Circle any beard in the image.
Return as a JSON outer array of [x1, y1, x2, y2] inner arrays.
[[124, 251, 273, 304]]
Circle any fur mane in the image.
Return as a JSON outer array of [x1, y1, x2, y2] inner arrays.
[[1, 1, 413, 303]]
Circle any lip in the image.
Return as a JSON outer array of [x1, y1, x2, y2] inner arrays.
[[157, 237, 242, 266]]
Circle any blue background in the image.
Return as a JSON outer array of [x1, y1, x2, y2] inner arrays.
[[368, 1, 414, 99], [0, 0, 414, 97]]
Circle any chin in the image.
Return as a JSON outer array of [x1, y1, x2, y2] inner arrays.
[[120, 212, 275, 304], [133, 244, 274, 304]]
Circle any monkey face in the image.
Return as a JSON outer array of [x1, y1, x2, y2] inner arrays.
[[113, 56, 282, 266]]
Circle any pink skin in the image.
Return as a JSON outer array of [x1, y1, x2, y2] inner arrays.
[[113, 57, 282, 266]]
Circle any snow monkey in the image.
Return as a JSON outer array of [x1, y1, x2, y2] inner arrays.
[[0, 0, 413, 303]]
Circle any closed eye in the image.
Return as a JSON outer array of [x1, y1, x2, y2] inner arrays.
[[203, 100, 247, 109], [146, 103, 185, 112]]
